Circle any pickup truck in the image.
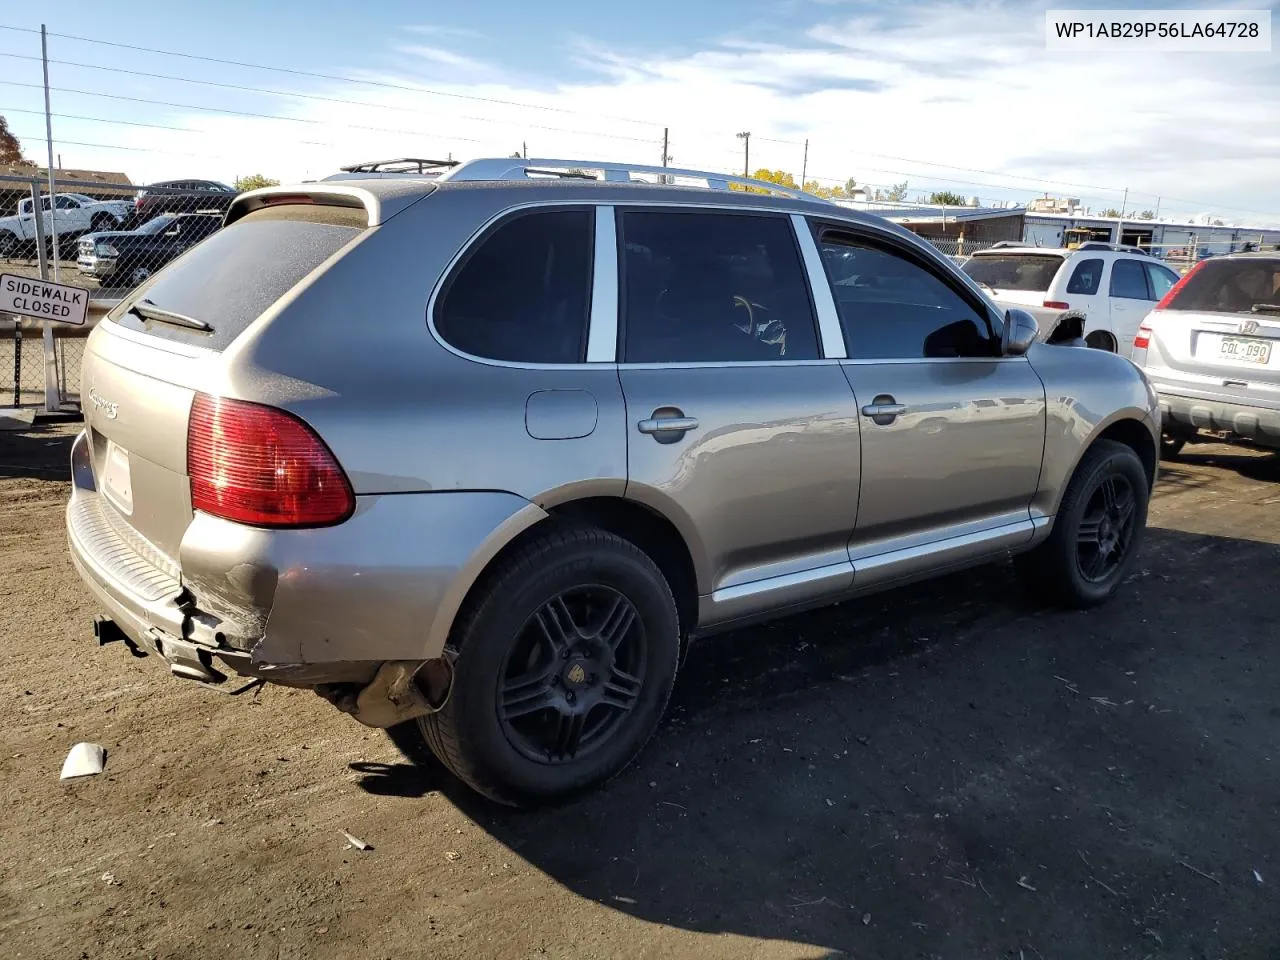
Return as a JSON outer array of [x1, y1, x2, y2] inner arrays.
[[0, 193, 130, 258], [77, 212, 223, 285]]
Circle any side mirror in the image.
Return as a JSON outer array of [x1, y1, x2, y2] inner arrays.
[[1002, 308, 1039, 356]]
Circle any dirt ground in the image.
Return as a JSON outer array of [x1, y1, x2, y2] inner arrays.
[[2, 423, 1278, 960]]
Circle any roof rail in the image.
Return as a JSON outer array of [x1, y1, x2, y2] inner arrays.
[[436, 157, 826, 202], [1076, 241, 1154, 256], [338, 158, 460, 175]]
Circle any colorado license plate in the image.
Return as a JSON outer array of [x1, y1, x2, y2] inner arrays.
[[1219, 336, 1271, 365], [101, 440, 134, 514]]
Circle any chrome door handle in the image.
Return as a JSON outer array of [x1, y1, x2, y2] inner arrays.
[[861, 402, 907, 418], [637, 417, 699, 434]]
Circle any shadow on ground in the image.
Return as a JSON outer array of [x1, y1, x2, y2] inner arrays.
[[378, 526, 1280, 958], [0, 423, 76, 480]]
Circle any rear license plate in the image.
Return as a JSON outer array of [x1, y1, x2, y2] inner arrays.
[[101, 440, 134, 514], [1218, 336, 1271, 365]]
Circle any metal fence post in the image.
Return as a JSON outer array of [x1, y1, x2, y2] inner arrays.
[[27, 180, 60, 411]]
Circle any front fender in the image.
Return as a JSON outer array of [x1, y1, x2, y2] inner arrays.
[[1027, 342, 1159, 519]]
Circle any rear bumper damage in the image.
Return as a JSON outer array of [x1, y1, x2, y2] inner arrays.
[[65, 428, 544, 725]]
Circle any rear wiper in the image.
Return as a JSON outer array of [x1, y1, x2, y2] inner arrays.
[[127, 298, 212, 332], [1251, 303, 1280, 314]]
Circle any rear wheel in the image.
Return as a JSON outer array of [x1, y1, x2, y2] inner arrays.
[[1085, 330, 1117, 352], [1016, 440, 1149, 607], [90, 214, 115, 233], [417, 524, 681, 807]]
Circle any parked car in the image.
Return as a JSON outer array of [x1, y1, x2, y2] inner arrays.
[[77, 213, 223, 285], [131, 179, 237, 224], [1133, 252, 1280, 455], [962, 245, 1181, 355], [0, 192, 130, 257], [67, 159, 1159, 807]]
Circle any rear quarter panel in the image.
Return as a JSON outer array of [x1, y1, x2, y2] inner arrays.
[[1026, 341, 1159, 519], [219, 186, 629, 505]]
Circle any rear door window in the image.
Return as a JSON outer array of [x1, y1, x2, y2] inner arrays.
[[961, 254, 1065, 291], [435, 208, 594, 364], [1065, 258, 1104, 295], [110, 203, 368, 351], [1109, 259, 1152, 300], [1145, 262, 1179, 301], [619, 209, 819, 363], [1160, 257, 1280, 314]]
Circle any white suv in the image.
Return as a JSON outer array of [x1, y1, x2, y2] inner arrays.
[[962, 244, 1181, 357]]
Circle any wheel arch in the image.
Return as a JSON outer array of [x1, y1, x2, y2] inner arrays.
[[430, 493, 702, 655], [1041, 411, 1158, 520]]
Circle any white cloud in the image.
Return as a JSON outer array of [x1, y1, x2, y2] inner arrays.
[[58, 0, 1280, 223]]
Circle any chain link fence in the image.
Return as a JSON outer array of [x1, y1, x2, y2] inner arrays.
[[2, 173, 234, 410], [924, 238, 999, 261]]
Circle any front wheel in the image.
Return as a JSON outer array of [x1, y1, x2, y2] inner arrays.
[[0, 231, 18, 258], [417, 524, 681, 807], [1016, 439, 1150, 608]]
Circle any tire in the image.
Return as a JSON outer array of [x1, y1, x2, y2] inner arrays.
[[90, 214, 114, 232], [416, 524, 681, 807], [1015, 439, 1149, 608], [1085, 331, 1117, 353], [128, 266, 153, 285], [0, 231, 17, 258], [1160, 433, 1187, 460]]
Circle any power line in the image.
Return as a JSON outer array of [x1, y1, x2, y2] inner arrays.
[[7, 86, 671, 150], [0, 58, 660, 146], [0, 32, 1272, 219], [0, 23, 665, 128]]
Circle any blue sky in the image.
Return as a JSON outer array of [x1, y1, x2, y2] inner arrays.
[[1, 0, 1278, 224]]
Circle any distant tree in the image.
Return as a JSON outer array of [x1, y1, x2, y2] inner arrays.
[[844, 177, 858, 195], [1212, 218, 1225, 226], [234, 174, 280, 192], [1101, 207, 1122, 218], [510, 151, 523, 158], [0, 114, 23, 164], [929, 190, 966, 206], [1138, 210, 1155, 220], [886, 181, 909, 201]]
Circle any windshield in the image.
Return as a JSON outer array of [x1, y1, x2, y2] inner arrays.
[[1162, 257, 1280, 314], [962, 254, 1065, 292], [135, 215, 179, 235]]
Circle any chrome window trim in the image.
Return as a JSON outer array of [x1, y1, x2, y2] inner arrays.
[[425, 196, 907, 371], [791, 213, 847, 360]]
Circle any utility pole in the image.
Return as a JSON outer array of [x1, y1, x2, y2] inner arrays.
[[522, 141, 527, 160], [1154, 195, 1161, 220], [1114, 186, 1128, 245], [736, 131, 751, 177], [662, 128, 670, 167], [801, 139, 809, 190], [41, 24, 60, 281]]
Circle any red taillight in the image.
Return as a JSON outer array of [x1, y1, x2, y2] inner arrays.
[[187, 394, 353, 528], [1134, 325, 1153, 350], [1043, 300, 1070, 310], [1155, 260, 1206, 310]]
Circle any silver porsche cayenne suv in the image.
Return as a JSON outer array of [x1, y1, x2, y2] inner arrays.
[[67, 158, 1161, 806]]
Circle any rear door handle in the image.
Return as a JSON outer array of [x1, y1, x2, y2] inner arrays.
[[861, 402, 907, 418], [638, 416, 699, 434]]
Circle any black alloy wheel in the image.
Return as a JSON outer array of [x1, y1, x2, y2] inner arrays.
[[498, 586, 645, 764]]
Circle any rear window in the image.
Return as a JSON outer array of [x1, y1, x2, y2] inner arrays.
[[1162, 257, 1280, 314], [962, 254, 1065, 291], [110, 204, 367, 351]]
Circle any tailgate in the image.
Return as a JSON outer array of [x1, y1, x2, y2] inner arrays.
[[1146, 309, 1280, 408], [81, 327, 201, 564]]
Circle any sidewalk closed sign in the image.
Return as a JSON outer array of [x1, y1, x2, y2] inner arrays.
[[0, 274, 90, 326]]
